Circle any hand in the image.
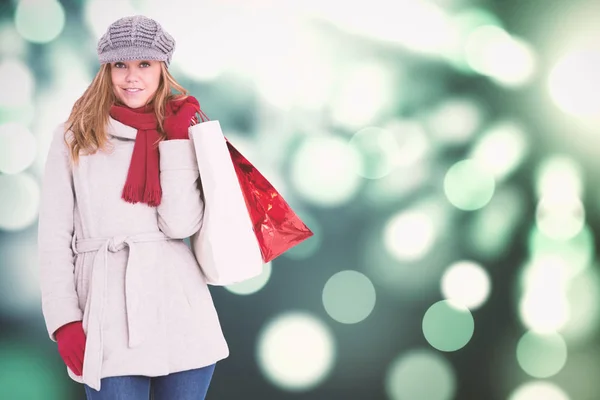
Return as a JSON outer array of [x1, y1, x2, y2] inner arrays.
[[164, 96, 200, 140], [55, 321, 86, 376]]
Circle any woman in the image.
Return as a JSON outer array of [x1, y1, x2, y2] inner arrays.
[[38, 15, 229, 399]]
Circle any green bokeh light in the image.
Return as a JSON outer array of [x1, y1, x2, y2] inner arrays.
[[322, 270, 376, 324], [349, 126, 400, 179], [423, 300, 475, 352], [444, 159, 495, 211], [527, 224, 594, 279], [385, 349, 456, 400], [516, 331, 567, 378], [0, 340, 69, 399], [15, 0, 66, 44]]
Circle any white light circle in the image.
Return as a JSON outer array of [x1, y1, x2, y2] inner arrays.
[[0, 123, 37, 174], [509, 381, 570, 400], [0, 59, 35, 107], [290, 136, 363, 207], [384, 210, 436, 261], [0, 173, 40, 231], [548, 49, 600, 117], [441, 261, 491, 310], [257, 312, 335, 391], [536, 195, 585, 241]]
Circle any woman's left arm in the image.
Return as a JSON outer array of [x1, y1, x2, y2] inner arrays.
[[156, 138, 203, 239]]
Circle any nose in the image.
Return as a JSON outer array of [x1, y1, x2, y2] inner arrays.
[[125, 68, 139, 83]]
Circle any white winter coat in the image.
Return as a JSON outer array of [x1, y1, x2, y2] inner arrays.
[[38, 117, 229, 391]]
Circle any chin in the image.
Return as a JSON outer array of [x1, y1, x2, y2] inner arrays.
[[120, 98, 147, 109]]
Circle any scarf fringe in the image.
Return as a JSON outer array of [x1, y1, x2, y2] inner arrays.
[[143, 187, 162, 207], [122, 184, 146, 204]]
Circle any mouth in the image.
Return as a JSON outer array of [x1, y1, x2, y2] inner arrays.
[[122, 88, 144, 93]]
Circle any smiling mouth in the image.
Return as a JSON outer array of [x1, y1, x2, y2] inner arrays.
[[123, 88, 143, 92]]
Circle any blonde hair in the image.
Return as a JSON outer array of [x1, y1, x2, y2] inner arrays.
[[65, 62, 189, 165]]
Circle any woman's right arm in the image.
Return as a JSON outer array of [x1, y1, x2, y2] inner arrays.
[[38, 124, 82, 342]]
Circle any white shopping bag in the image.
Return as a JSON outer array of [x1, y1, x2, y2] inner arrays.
[[188, 120, 264, 285]]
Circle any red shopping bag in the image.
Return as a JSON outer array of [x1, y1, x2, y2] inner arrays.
[[195, 109, 314, 263], [226, 140, 314, 263]]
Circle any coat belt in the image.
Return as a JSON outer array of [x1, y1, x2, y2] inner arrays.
[[72, 231, 172, 391]]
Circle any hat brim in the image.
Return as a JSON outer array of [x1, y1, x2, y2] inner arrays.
[[98, 47, 170, 66]]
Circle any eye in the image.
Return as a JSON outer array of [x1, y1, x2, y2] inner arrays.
[[140, 61, 151, 68], [114, 62, 125, 68]]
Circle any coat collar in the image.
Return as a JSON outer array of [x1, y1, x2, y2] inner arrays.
[[107, 117, 138, 140]]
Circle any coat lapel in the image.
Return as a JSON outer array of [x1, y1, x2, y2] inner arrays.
[[107, 117, 138, 140]]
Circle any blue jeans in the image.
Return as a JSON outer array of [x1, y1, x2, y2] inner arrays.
[[84, 364, 216, 400]]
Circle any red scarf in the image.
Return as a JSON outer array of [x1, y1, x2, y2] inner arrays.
[[109, 98, 196, 207]]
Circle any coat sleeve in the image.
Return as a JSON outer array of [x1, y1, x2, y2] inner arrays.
[[156, 138, 204, 239], [38, 124, 82, 342]]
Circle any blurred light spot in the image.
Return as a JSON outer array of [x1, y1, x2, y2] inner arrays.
[[314, 0, 454, 56], [283, 210, 321, 260], [0, 233, 40, 315], [257, 312, 335, 391], [509, 381, 570, 400], [528, 225, 594, 279], [349, 126, 401, 179], [444, 159, 495, 211], [469, 121, 528, 181], [536, 195, 584, 241], [322, 270, 376, 324], [0, 104, 35, 127], [422, 300, 474, 352], [441, 261, 491, 310], [0, 173, 40, 231], [331, 61, 396, 130], [0, 22, 27, 57], [15, 0, 65, 43], [466, 185, 525, 259], [290, 136, 362, 207], [0, 340, 69, 399], [425, 98, 483, 145], [465, 26, 536, 86], [384, 210, 435, 262], [519, 287, 570, 334], [383, 119, 430, 168], [535, 155, 583, 199], [562, 266, 600, 343], [0, 123, 37, 174], [365, 198, 452, 298], [548, 49, 600, 117], [444, 8, 504, 72], [368, 161, 430, 206], [516, 331, 568, 378], [84, 0, 137, 40], [385, 348, 456, 400], [224, 262, 272, 295], [0, 59, 34, 107], [252, 25, 334, 110]]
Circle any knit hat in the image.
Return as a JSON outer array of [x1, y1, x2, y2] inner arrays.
[[97, 15, 175, 67]]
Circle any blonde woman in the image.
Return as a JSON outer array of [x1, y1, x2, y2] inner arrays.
[[38, 15, 228, 399]]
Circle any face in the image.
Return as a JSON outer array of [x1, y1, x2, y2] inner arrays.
[[110, 60, 162, 108]]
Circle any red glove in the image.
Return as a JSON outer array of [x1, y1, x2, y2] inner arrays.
[[164, 96, 201, 140], [55, 321, 86, 376]]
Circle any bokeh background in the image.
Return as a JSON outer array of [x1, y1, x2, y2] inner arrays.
[[1, 0, 600, 399]]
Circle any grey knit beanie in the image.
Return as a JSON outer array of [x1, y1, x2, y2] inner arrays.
[[97, 15, 175, 67]]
